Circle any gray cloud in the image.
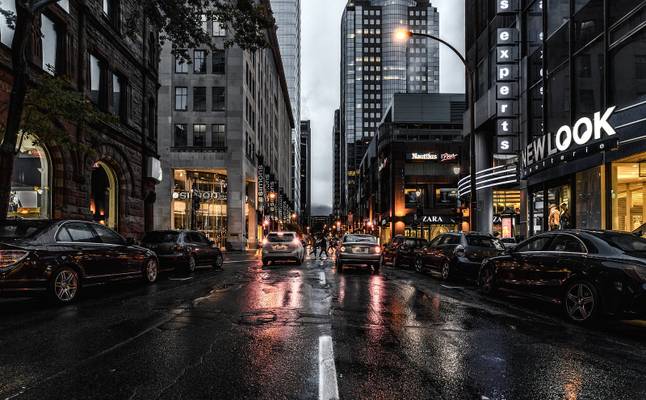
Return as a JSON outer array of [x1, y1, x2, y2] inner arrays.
[[301, 0, 465, 214]]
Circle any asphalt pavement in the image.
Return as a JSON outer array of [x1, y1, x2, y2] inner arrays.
[[1, 252, 645, 400]]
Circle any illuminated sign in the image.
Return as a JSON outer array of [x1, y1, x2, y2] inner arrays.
[[408, 152, 438, 161], [440, 153, 459, 162]]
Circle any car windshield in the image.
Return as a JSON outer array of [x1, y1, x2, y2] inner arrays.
[[466, 235, 504, 250], [142, 231, 179, 243], [600, 232, 646, 253], [267, 233, 295, 243], [344, 235, 376, 243], [0, 220, 52, 240]]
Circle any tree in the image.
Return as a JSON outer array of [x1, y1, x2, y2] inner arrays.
[[0, 0, 274, 220]]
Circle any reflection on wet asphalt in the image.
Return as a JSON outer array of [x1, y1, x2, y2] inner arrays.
[[0, 254, 645, 399]]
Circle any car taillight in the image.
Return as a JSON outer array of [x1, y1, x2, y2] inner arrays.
[[262, 238, 269, 246], [174, 244, 183, 252], [292, 238, 300, 246], [374, 246, 381, 254], [0, 250, 29, 269]]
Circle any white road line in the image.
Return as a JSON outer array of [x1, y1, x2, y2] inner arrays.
[[319, 335, 339, 400], [319, 271, 327, 286]]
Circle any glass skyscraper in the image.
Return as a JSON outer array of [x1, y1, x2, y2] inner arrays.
[[340, 0, 440, 214], [271, 0, 302, 213]]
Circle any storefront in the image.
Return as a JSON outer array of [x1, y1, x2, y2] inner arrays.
[[171, 169, 228, 247], [402, 214, 461, 241], [492, 190, 521, 239], [9, 136, 51, 219]]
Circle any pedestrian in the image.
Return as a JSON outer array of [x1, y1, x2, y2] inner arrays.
[[319, 235, 329, 259], [309, 234, 320, 258]]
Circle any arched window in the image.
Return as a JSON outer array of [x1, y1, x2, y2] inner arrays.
[[90, 161, 118, 229], [9, 135, 51, 219]]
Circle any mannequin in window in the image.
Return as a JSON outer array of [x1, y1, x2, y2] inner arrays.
[[548, 204, 561, 231]]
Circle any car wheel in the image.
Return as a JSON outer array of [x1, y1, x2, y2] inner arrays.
[[479, 263, 496, 295], [440, 261, 452, 281], [143, 259, 159, 284], [49, 267, 80, 304], [187, 255, 197, 273], [414, 258, 423, 273], [213, 253, 224, 270], [563, 280, 600, 324]]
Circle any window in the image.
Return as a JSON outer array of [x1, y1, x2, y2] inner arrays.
[[175, 87, 188, 111], [516, 236, 553, 252], [41, 14, 57, 75], [102, 0, 111, 15], [212, 87, 225, 110], [175, 55, 188, 73], [193, 87, 206, 111], [193, 50, 206, 74], [59, 0, 69, 12], [212, 124, 226, 149], [60, 222, 99, 243], [174, 124, 187, 147], [213, 20, 226, 36], [148, 98, 156, 138], [9, 135, 50, 219], [201, 14, 208, 32], [610, 27, 646, 109], [546, 65, 570, 133], [102, 0, 118, 28], [193, 124, 206, 147], [0, 0, 15, 47], [212, 50, 225, 74], [94, 225, 125, 245], [111, 73, 121, 116], [574, 39, 603, 119], [548, 235, 586, 253], [89, 55, 103, 105]]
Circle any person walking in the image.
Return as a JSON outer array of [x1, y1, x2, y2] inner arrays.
[[319, 235, 329, 259], [309, 234, 320, 258]]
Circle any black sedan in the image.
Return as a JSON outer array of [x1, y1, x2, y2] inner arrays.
[[380, 235, 405, 266], [392, 237, 428, 269], [141, 230, 223, 272], [479, 230, 646, 323], [0, 219, 160, 304], [416, 232, 505, 281]]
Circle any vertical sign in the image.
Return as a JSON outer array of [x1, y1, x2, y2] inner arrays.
[[495, 23, 520, 155], [257, 164, 265, 209]]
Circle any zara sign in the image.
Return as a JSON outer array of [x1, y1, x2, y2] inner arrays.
[[521, 107, 617, 174]]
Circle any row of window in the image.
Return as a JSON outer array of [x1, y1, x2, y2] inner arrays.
[[200, 15, 227, 37], [362, 37, 382, 44], [356, 56, 382, 63], [174, 87, 225, 112], [175, 50, 225, 74], [356, 28, 382, 35], [362, 9, 381, 16], [363, 19, 381, 25], [362, 93, 382, 100], [409, 10, 427, 17], [364, 47, 381, 53], [173, 124, 226, 149]]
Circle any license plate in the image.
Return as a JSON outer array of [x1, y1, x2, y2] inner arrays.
[[273, 245, 287, 251], [354, 247, 368, 254]]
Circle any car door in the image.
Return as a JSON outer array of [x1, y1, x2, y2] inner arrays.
[[55, 222, 108, 279], [187, 231, 209, 265], [500, 235, 554, 293], [439, 234, 460, 263], [536, 234, 588, 300], [198, 232, 217, 263], [92, 224, 137, 274], [421, 236, 442, 268]]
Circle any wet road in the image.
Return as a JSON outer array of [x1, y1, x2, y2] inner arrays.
[[1, 253, 646, 400]]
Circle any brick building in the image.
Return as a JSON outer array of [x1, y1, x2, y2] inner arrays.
[[2, 0, 161, 238]]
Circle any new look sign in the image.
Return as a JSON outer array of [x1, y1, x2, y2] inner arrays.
[[521, 107, 618, 176]]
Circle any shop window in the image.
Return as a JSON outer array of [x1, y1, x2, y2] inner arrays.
[[547, 185, 572, 231], [609, 27, 646, 109], [612, 161, 646, 232], [574, 39, 603, 119], [435, 188, 458, 207], [576, 167, 605, 230], [532, 191, 545, 235], [90, 161, 118, 229], [9, 136, 50, 219], [404, 187, 424, 209], [172, 170, 228, 248]]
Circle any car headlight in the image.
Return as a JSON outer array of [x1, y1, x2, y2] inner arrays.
[[340, 246, 346, 253]]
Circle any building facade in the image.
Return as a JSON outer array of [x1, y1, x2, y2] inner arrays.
[[4, 0, 161, 238], [340, 0, 440, 218], [333, 109, 344, 218], [466, 0, 646, 239], [155, 3, 294, 250], [356, 93, 465, 243], [270, 0, 302, 214], [300, 120, 311, 225]]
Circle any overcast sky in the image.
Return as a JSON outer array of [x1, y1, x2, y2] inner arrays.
[[301, 0, 466, 215]]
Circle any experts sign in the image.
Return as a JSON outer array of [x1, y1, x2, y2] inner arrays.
[[521, 107, 618, 177]]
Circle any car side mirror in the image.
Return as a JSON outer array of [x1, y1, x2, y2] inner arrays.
[[126, 237, 136, 246]]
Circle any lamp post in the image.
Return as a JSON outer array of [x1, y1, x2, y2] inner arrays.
[[395, 29, 477, 231]]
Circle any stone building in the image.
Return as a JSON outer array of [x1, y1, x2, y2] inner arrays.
[[2, 0, 161, 238], [154, 0, 295, 250]]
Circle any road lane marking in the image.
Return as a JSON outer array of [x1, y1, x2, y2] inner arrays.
[[319, 335, 339, 400], [319, 271, 327, 286]]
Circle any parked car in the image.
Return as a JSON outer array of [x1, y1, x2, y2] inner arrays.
[[392, 238, 429, 269], [500, 237, 518, 250], [140, 230, 223, 272], [479, 230, 646, 323], [416, 232, 505, 280], [336, 234, 381, 273], [261, 232, 305, 266], [0, 219, 159, 304], [380, 235, 405, 266]]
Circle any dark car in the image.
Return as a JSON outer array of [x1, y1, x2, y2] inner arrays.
[[392, 238, 429, 269], [500, 237, 518, 250], [479, 230, 646, 323], [380, 235, 405, 266], [0, 219, 159, 304], [141, 230, 223, 272], [416, 232, 505, 280], [336, 234, 381, 273]]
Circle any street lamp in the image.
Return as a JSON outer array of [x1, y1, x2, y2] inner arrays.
[[394, 28, 478, 231]]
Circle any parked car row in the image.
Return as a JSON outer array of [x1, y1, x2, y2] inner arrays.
[[0, 220, 223, 304], [383, 230, 646, 324]]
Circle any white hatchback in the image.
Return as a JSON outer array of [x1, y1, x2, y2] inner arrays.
[[261, 232, 305, 266]]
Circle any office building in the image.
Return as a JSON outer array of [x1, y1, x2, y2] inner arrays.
[[300, 120, 311, 225], [340, 0, 440, 216]]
